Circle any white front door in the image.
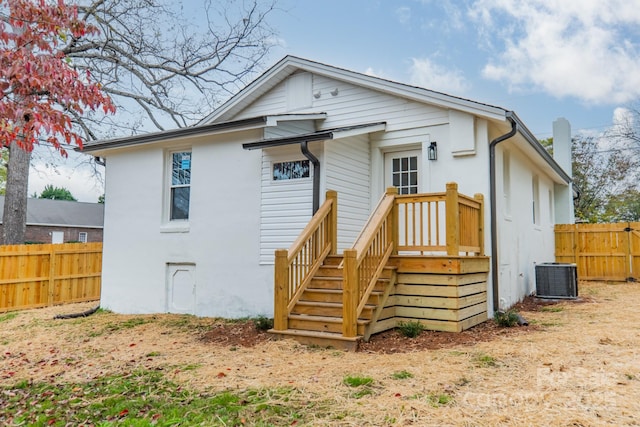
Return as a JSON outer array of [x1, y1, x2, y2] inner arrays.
[[384, 150, 421, 194]]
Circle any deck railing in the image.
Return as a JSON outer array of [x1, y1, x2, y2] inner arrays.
[[343, 188, 397, 337], [342, 182, 484, 337], [395, 182, 484, 256], [272, 183, 484, 337], [273, 190, 337, 331]]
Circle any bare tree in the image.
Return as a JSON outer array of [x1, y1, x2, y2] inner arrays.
[[572, 135, 640, 222], [66, 0, 277, 138], [2, 0, 278, 244]]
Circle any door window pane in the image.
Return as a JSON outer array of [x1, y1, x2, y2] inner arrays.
[[391, 155, 419, 195]]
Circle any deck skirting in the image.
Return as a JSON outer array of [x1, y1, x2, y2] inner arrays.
[[379, 256, 490, 333]]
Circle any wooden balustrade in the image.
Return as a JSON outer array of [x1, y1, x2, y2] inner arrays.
[[342, 183, 484, 337], [394, 183, 484, 256], [343, 188, 397, 337], [273, 190, 337, 331], [273, 182, 484, 339]]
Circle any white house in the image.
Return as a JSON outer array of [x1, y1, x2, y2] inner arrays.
[[83, 56, 573, 329]]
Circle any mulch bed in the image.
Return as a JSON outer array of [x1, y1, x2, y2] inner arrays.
[[199, 295, 584, 353]]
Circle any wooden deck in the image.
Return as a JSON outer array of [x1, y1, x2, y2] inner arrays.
[[270, 183, 488, 350]]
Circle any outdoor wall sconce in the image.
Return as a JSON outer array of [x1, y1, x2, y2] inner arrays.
[[428, 141, 438, 160]]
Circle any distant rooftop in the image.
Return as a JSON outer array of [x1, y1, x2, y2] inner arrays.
[[0, 196, 104, 228]]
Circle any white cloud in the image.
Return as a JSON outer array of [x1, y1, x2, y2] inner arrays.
[[395, 6, 411, 25], [408, 57, 471, 95], [469, 0, 640, 104]]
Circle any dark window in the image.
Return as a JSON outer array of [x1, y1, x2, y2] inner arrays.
[[391, 155, 418, 194], [171, 152, 191, 220], [273, 160, 310, 181]]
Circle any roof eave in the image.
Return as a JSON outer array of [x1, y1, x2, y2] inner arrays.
[[204, 56, 508, 124], [507, 111, 571, 184]]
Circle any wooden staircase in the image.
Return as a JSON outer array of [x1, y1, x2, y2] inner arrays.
[[271, 255, 396, 350]]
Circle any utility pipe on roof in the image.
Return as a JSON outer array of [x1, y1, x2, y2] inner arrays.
[[489, 112, 517, 312], [301, 141, 320, 214]]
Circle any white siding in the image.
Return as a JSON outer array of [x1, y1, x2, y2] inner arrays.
[[324, 135, 371, 250], [259, 144, 317, 264], [235, 73, 449, 132]]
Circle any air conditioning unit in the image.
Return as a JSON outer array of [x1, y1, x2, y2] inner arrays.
[[535, 263, 578, 299]]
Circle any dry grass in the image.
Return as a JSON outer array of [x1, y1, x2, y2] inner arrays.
[[1, 281, 640, 426]]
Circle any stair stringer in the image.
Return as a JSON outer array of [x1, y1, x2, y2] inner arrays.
[[363, 268, 397, 342]]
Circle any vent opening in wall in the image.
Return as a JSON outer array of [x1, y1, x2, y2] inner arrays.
[[535, 263, 578, 299], [166, 263, 196, 314]]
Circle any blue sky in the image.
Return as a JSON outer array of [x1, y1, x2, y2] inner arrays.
[[29, 0, 640, 201], [267, 0, 640, 139]]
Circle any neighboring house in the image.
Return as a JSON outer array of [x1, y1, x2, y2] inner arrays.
[[83, 56, 573, 322], [0, 196, 104, 244]]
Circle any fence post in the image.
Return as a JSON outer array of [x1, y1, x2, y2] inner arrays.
[[342, 249, 358, 338], [48, 245, 56, 307], [327, 190, 338, 255], [474, 193, 485, 256], [446, 182, 460, 256], [386, 187, 399, 255], [273, 249, 289, 331]]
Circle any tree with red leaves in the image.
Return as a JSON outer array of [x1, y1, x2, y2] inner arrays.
[[0, 0, 115, 244]]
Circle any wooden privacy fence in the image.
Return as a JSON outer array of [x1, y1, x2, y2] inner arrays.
[[0, 242, 102, 312], [555, 223, 640, 281]]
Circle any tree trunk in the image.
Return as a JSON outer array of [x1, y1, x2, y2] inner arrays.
[[2, 143, 31, 245]]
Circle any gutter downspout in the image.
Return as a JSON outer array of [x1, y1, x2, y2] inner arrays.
[[301, 141, 320, 214], [489, 112, 517, 312]]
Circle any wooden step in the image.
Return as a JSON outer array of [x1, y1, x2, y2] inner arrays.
[[292, 301, 375, 318], [316, 265, 343, 277], [322, 255, 343, 266], [309, 276, 343, 290], [288, 314, 367, 335], [301, 288, 384, 305], [268, 328, 360, 351]]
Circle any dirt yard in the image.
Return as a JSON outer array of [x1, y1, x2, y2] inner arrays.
[[1, 281, 639, 426]]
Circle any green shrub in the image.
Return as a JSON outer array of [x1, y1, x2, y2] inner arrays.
[[397, 320, 425, 338], [253, 316, 274, 331], [494, 310, 519, 327]]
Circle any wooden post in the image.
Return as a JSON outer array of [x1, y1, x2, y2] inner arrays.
[[342, 249, 358, 337], [273, 249, 289, 331], [474, 193, 485, 256], [48, 245, 56, 307], [386, 187, 399, 255], [446, 182, 460, 256], [326, 190, 338, 255]]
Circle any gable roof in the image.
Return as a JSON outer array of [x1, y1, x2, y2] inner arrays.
[[80, 55, 570, 185], [202, 55, 508, 124], [0, 196, 104, 228]]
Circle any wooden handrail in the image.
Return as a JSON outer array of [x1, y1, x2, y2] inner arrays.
[[343, 188, 397, 337], [273, 190, 338, 331]]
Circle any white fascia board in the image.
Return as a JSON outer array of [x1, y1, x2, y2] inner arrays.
[[331, 123, 387, 139]]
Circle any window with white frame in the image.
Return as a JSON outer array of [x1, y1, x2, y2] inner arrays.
[[532, 175, 540, 225], [78, 232, 88, 243], [170, 151, 191, 220], [272, 160, 310, 181]]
